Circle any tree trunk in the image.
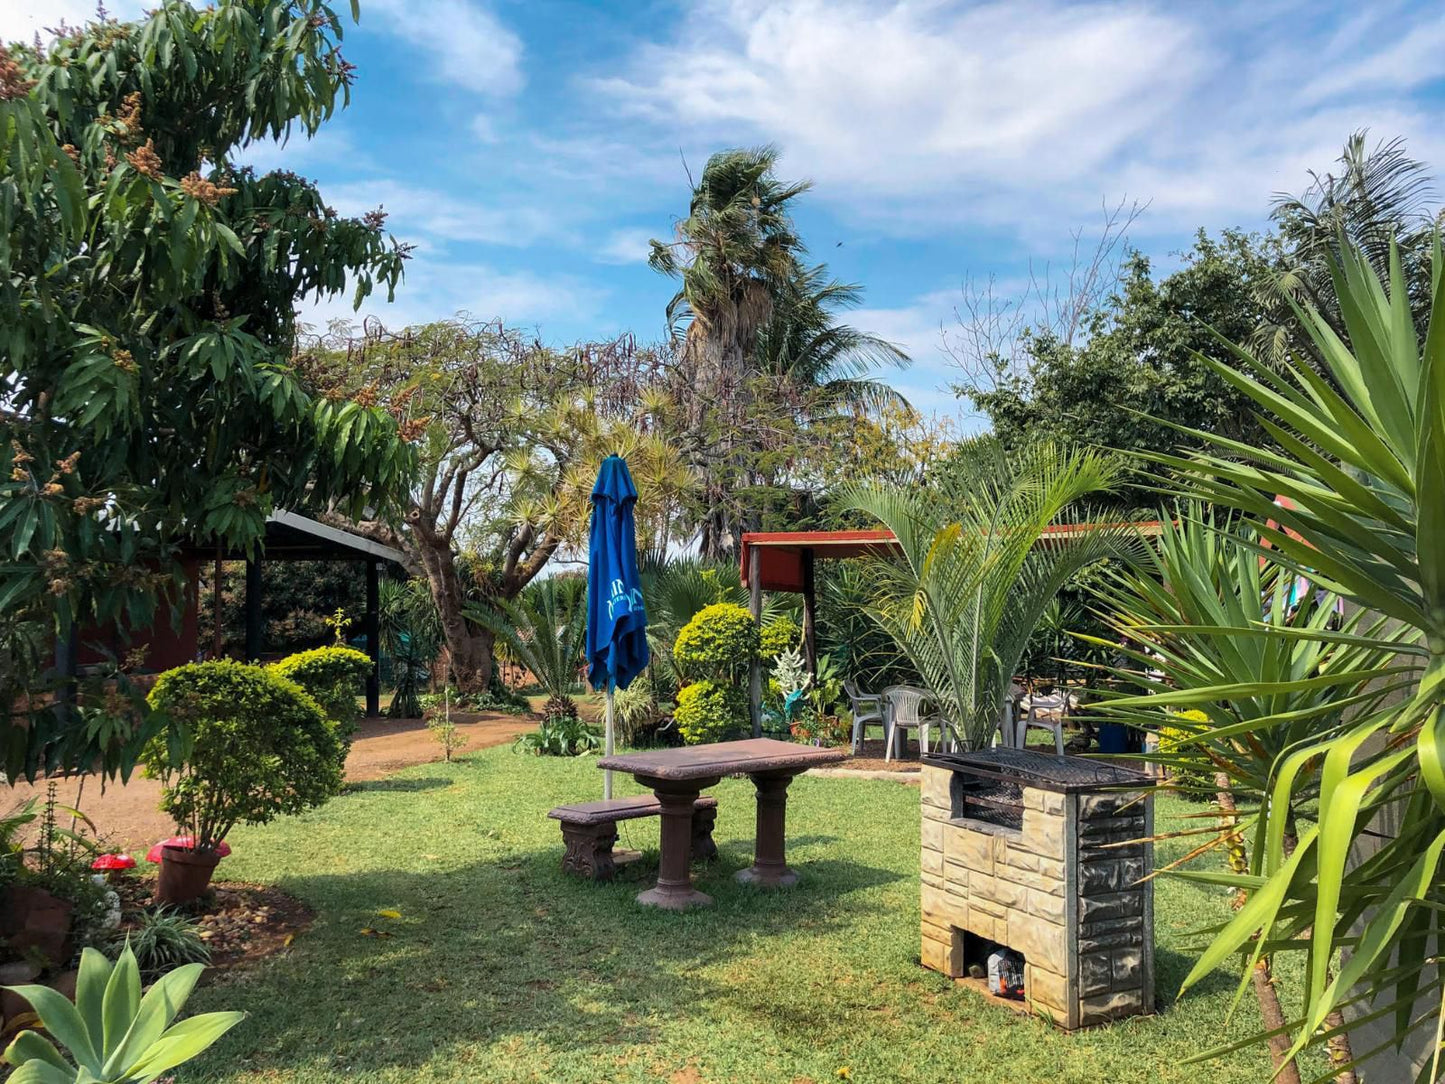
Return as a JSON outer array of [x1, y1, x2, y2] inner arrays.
[[1217, 773, 1302, 1084], [418, 537, 493, 693]]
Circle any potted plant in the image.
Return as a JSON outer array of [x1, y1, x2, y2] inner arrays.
[[143, 661, 346, 904]]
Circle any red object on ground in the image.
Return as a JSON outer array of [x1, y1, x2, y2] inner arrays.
[[145, 837, 231, 863], [90, 854, 137, 872]]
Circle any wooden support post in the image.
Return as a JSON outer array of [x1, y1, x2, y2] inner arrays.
[[749, 543, 763, 738], [365, 559, 381, 717], [211, 548, 224, 659], [244, 556, 262, 662], [801, 547, 817, 678]]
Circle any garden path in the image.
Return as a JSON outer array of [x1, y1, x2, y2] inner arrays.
[[6, 711, 535, 855]]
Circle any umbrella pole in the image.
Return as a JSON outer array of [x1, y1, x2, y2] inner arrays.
[[604, 678, 615, 800]]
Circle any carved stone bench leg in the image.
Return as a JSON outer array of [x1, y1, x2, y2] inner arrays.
[[560, 821, 619, 881], [690, 805, 718, 863]]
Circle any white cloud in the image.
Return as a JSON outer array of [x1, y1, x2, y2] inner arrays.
[[231, 126, 363, 174], [0, 0, 147, 44], [591, 0, 1445, 238], [323, 179, 569, 248], [297, 251, 607, 334], [362, 0, 522, 98], [595, 228, 655, 265]]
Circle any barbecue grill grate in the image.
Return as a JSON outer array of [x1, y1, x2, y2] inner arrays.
[[922, 747, 1153, 793]]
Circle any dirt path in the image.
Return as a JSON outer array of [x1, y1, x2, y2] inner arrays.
[[5, 712, 535, 855]]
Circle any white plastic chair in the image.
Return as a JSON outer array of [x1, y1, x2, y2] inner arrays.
[[993, 683, 1026, 748], [1018, 688, 1071, 754], [882, 686, 941, 762], [845, 679, 884, 754]]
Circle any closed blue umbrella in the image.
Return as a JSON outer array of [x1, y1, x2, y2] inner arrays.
[[586, 456, 649, 797]]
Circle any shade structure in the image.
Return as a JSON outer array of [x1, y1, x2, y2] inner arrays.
[[586, 456, 650, 798]]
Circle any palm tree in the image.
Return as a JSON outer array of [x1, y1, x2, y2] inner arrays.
[[465, 578, 585, 719], [756, 264, 910, 414], [1253, 131, 1443, 361], [650, 145, 812, 409], [838, 443, 1132, 750], [651, 146, 815, 558]]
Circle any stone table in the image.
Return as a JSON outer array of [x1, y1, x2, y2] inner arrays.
[[597, 738, 846, 910]]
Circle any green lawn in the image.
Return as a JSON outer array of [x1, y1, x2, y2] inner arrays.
[[183, 746, 1320, 1084]]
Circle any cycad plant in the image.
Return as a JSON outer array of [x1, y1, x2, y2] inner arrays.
[[466, 579, 585, 719], [839, 443, 1133, 750], [1143, 237, 1445, 1072]]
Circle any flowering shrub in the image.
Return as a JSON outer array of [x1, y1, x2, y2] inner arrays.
[[673, 680, 746, 745], [145, 661, 345, 848], [268, 645, 372, 741]]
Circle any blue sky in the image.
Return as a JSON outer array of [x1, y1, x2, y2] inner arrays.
[[9, 0, 1445, 424]]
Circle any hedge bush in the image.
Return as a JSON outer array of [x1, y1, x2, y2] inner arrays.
[[760, 615, 800, 660], [1156, 709, 1216, 799], [268, 645, 372, 738], [673, 603, 760, 681], [673, 679, 746, 745], [144, 661, 345, 847]]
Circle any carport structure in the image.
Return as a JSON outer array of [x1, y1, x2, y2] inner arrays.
[[737, 522, 1162, 736], [738, 529, 900, 736]]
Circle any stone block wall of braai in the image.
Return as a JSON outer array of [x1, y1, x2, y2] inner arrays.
[[919, 760, 1154, 1029]]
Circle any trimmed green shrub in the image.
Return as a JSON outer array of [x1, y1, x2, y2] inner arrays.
[[673, 603, 760, 681], [1156, 709, 1215, 799], [268, 645, 372, 739], [760, 615, 801, 659], [144, 661, 345, 848], [673, 679, 746, 745]]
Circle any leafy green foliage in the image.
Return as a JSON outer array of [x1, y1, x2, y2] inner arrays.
[[2, 943, 242, 1082], [672, 603, 760, 684], [673, 680, 746, 746], [0, 1, 416, 779], [512, 715, 601, 757], [759, 615, 800, 659], [267, 645, 372, 739], [109, 909, 210, 981], [1144, 237, 1445, 1066], [957, 230, 1282, 468], [1089, 509, 1400, 809], [465, 579, 585, 714], [143, 661, 344, 848], [1154, 711, 1218, 800], [378, 578, 439, 718], [841, 443, 1133, 749]]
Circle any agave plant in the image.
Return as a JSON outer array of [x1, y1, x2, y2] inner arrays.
[[3, 943, 243, 1083], [466, 578, 585, 718], [1143, 237, 1445, 1071], [839, 443, 1135, 750]]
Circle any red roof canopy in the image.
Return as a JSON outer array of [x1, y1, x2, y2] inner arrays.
[[740, 521, 1163, 594]]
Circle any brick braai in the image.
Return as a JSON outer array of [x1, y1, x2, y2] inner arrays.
[[919, 748, 1155, 1029]]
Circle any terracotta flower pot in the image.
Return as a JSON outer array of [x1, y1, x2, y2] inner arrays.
[[156, 846, 222, 906]]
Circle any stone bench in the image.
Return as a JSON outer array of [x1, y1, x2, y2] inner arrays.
[[548, 794, 718, 881]]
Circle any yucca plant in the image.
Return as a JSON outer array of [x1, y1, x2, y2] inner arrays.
[[1091, 507, 1407, 806], [3, 943, 242, 1083], [1141, 237, 1445, 1074], [466, 579, 585, 718], [839, 443, 1136, 750], [1088, 508, 1407, 1080]]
